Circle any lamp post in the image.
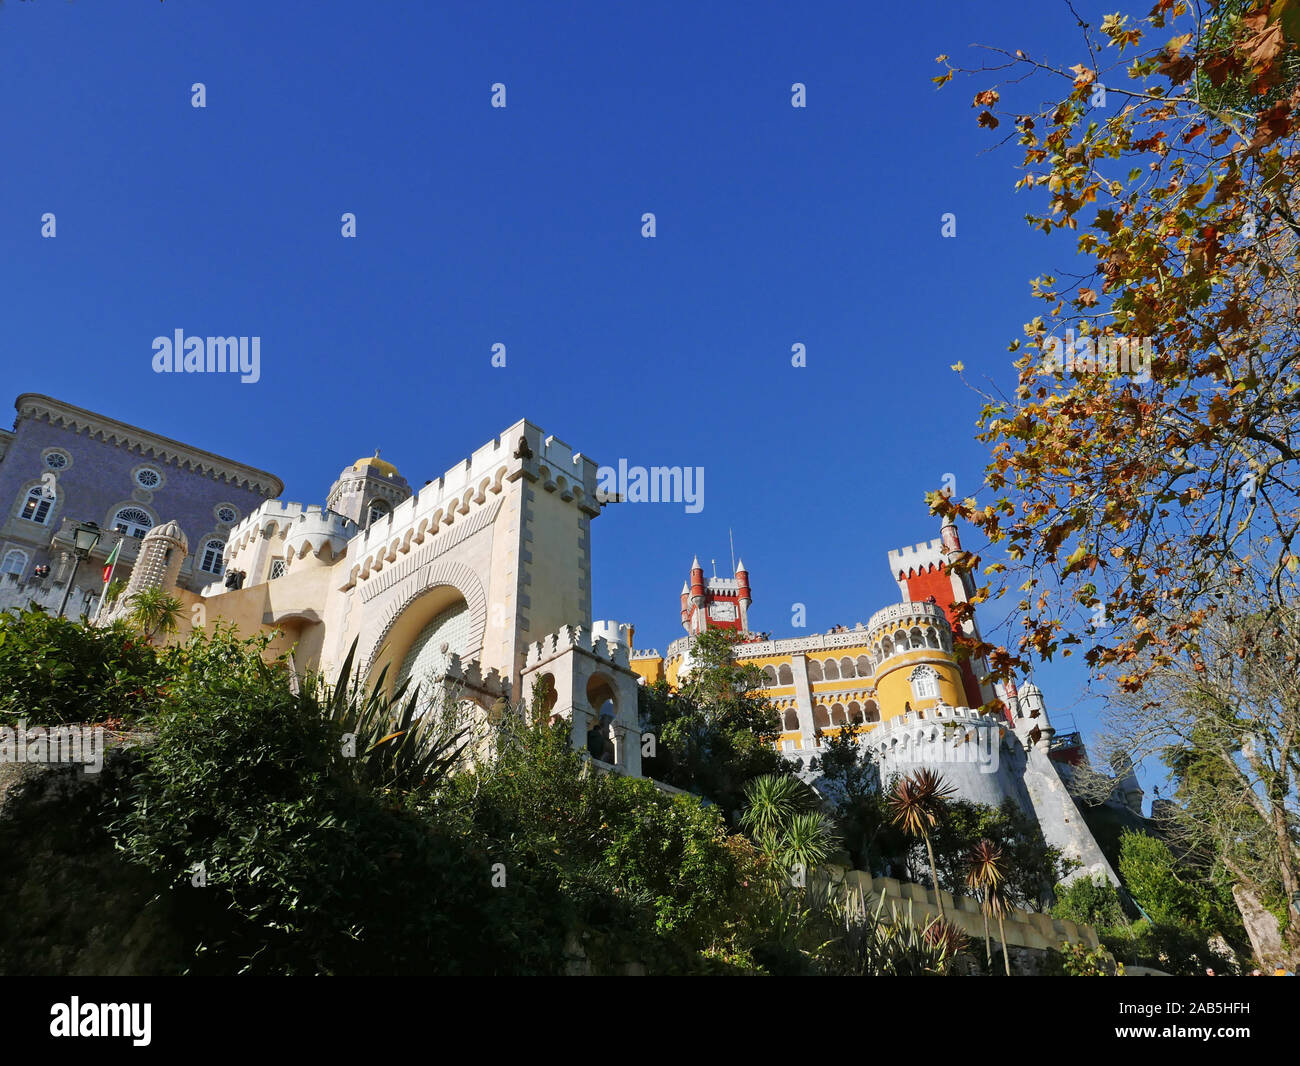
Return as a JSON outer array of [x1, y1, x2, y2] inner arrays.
[[57, 521, 102, 619]]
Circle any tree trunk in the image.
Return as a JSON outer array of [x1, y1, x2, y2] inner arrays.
[[997, 913, 1011, 976], [923, 832, 946, 922], [981, 891, 992, 970]]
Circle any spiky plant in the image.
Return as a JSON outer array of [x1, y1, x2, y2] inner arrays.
[[740, 774, 838, 889], [888, 768, 957, 921], [125, 586, 183, 644], [740, 773, 810, 837], [323, 638, 468, 797], [820, 892, 959, 976], [967, 838, 1006, 971], [922, 916, 970, 963]]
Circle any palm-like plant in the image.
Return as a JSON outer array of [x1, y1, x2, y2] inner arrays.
[[126, 586, 183, 643], [888, 768, 957, 921], [741, 774, 839, 890], [323, 638, 468, 796], [967, 838, 1006, 971]]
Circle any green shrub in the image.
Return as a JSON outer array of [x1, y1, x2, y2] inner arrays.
[[111, 635, 498, 974], [0, 607, 164, 727], [1052, 873, 1127, 929]]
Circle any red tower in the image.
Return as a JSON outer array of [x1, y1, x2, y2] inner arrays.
[[682, 555, 750, 635]]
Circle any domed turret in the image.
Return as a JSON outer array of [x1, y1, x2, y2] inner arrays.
[[326, 449, 412, 529]]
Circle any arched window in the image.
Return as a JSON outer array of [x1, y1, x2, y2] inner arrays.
[[783, 709, 799, 731], [848, 701, 863, 724], [856, 654, 873, 677], [823, 658, 839, 680], [777, 663, 793, 685], [863, 701, 881, 723], [2, 549, 28, 578], [199, 539, 226, 574], [20, 487, 54, 525], [926, 626, 940, 649], [113, 507, 153, 539], [894, 630, 909, 651], [813, 705, 831, 728], [806, 659, 823, 682], [909, 627, 924, 649], [909, 665, 940, 701], [880, 636, 894, 658], [761, 666, 778, 687], [840, 656, 855, 678], [366, 498, 391, 526], [831, 703, 846, 726]]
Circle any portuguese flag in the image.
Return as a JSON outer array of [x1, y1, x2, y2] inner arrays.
[[102, 540, 121, 585]]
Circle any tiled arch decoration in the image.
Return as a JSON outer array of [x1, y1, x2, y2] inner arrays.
[[359, 559, 488, 683]]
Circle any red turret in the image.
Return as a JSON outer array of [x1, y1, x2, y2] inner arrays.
[[690, 556, 705, 606], [736, 557, 751, 631]]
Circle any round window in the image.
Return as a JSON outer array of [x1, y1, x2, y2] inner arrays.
[[217, 506, 238, 524], [135, 468, 161, 489], [45, 452, 69, 470]]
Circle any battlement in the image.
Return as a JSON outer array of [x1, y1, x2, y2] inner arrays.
[[862, 703, 1003, 750], [440, 652, 508, 698], [284, 507, 358, 560], [865, 600, 950, 638], [349, 419, 602, 574], [628, 648, 661, 660], [887, 538, 945, 577], [525, 623, 631, 671]]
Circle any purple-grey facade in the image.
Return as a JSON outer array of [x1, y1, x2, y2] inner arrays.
[[0, 394, 282, 618]]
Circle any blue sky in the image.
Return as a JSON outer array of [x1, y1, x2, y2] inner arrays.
[[0, 2, 1153, 786]]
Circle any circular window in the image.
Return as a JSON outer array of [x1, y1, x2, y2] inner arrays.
[[135, 468, 162, 489], [217, 506, 238, 524], [44, 451, 69, 470]]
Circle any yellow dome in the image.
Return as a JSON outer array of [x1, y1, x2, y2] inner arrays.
[[352, 451, 399, 478]]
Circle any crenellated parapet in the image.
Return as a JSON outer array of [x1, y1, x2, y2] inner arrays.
[[225, 500, 332, 554], [283, 507, 357, 563], [864, 601, 953, 668], [887, 538, 946, 579], [340, 419, 601, 592], [862, 702, 1005, 756], [439, 652, 509, 702], [525, 623, 631, 671]]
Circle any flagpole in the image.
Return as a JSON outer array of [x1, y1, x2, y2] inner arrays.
[[93, 537, 122, 623]]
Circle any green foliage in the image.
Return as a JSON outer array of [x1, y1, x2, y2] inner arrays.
[[1053, 874, 1128, 930], [929, 799, 1078, 909], [740, 773, 840, 886], [0, 606, 165, 727], [638, 628, 786, 817], [435, 711, 765, 972], [319, 638, 467, 797], [110, 631, 498, 975], [815, 891, 965, 977], [1103, 920, 1236, 977], [1051, 942, 1123, 977], [124, 587, 183, 643]]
